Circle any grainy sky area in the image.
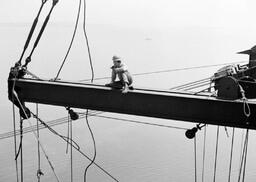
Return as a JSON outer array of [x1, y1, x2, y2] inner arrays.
[[1, 0, 256, 28], [2, 0, 256, 181]]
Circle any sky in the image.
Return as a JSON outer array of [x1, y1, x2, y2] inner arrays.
[[2, 0, 256, 181], [1, 0, 256, 29]]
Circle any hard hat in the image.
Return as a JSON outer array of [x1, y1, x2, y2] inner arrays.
[[112, 55, 121, 62]]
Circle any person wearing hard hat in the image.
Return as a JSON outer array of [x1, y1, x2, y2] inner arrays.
[[106, 55, 133, 93]]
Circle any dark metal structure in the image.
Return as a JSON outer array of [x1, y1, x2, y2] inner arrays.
[[9, 78, 256, 130]]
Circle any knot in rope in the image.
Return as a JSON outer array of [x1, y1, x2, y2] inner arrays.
[[238, 85, 251, 119]]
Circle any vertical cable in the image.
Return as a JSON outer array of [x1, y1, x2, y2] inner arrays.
[[213, 126, 219, 182], [238, 129, 248, 182], [55, 0, 82, 80], [83, 0, 94, 83], [70, 116, 73, 182], [66, 114, 70, 154], [11, 77, 19, 182], [228, 128, 235, 182], [12, 101, 19, 182], [201, 126, 207, 182], [36, 104, 42, 182], [242, 130, 249, 182], [20, 117, 24, 182], [194, 135, 197, 182], [84, 109, 97, 182]]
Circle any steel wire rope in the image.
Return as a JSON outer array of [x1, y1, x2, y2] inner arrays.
[[88, 114, 189, 130], [18, 0, 48, 65], [79, 61, 247, 82], [201, 126, 207, 182], [23, 0, 59, 68], [65, 113, 74, 182], [11, 77, 20, 182], [13, 92, 61, 182], [238, 129, 249, 182], [238, 130, 246, 182], [213, 126, 220, 182], [0, 111, 189, 140], [194, 135, 197, 182], [84, 109, 97, 182], [30, 111, 120, 182], [82, 0, 96, 180], [0, 111, 103, 140], [228, 128, 235, 182], [170, 77, 211, 91], [55, 0, 82, 80], [83, 0, 94, 83], [242, 130, 249, 182], [36, 104, 43, 182]]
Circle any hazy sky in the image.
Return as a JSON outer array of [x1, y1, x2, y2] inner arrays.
[[2, 0, 256, 29]]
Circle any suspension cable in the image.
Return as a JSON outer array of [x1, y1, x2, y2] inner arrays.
[[36, 104, 43, 182], [69, 113, 74, 182], [54, 0, 82, 80], [83, 0, 94, 83], [194, 135, 197, 182], [242, 130, 249, 182], [23, 0, 59, 68], [228, 128, 235, 182], [30, 112, 119, 182], [238, 130, 246, 182], [80, 61, 247, 82], [13, 90, 60, 182], [170, 77, 211, 90], [19, 117, 24, 182], [201, 126, 207, 182], [213, 126, 220, 182], [84, 109, 97, 182], [0, 111, 188, 140], [11, 77, 19, 182], [18, 0, 48, 65]]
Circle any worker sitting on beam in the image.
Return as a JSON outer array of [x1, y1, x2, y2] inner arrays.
[[105, 55, 133, 93]]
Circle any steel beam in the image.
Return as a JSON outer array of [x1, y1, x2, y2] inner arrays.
[[12, 78, 256, 129]]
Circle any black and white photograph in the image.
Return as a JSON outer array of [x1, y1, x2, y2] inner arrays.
[[1, 0, 256, 181]]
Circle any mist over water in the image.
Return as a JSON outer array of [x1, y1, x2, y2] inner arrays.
[[1, 23, 256, 181]]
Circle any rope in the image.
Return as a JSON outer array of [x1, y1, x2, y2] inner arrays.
[[31, 112, 119, 182], [238, 85, 251, 118], [70, 114, 74, 182], [23, 0, 59, 68], [13, 91, 60, 182], [0, 111, 189, 140], [213, 126, 219, 182], [18, 0, 48, 65], [66, 113, 70, 153], [83, 0, 94, 83], [242, 130, 249, 182], [84, 109, 97, 182], [11, 77, 19, 182], [80, 61, 247, 82], [238, 129, 249, 182], [228, 128, 235, 182], [91, 115, 188, 130], [55, 0, 82, 80], [170, 77, 211, 90], [194, 135, 197, 182], [201, 126, 207, 182], [36, 104, 43, 182], [19, 117, 24, 182]]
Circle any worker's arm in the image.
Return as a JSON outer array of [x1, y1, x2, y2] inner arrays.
[[111, 69, 116, 82], [113, 64, 127, 73]]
